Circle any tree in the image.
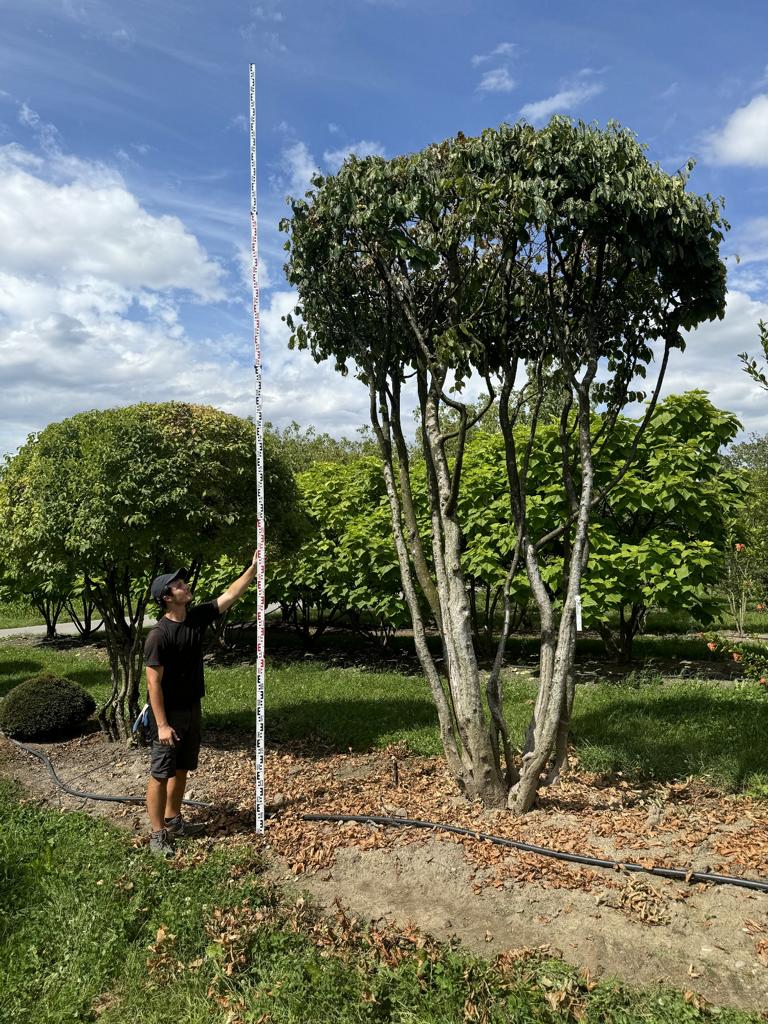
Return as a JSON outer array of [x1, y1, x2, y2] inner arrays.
[[267, 421, 376, 474], [457, 392, 740, 661], [283, 120, 727, 812], [268, 457, 407, 645], [585, 391, 742, 657], [0, 403, 298, 738]]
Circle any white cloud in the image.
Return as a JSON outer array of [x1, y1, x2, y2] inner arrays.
[[0, 142, 238, 456], [0, 148, 224, 299], [729, 217, 768, 268], [477, 68, 516, 94], [472, 42, 516, 66], [519, 82, 604, 124], [323, 139, 386, 171], [0, 313, 256, 458], [228, 113, 248, 133], [622, 290, 768, 439], [705, 94, 768, 167], [259, 290, 370, 432], [279, 140, 320, 197], [252, 3, 284, 22]]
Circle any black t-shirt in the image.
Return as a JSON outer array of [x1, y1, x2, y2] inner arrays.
[[143, 602, 220, 710]]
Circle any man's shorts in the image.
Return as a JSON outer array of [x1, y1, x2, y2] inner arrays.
[[148, 702, 202, 780]]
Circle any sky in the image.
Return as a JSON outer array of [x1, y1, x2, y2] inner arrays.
[[2, 0, 768, 458]]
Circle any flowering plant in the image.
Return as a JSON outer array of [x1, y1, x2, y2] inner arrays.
[[704, 633, 768, 688]]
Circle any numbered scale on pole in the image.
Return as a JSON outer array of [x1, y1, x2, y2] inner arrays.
[[249, 63, 266, 835]]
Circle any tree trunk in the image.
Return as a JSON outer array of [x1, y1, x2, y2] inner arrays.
[[510, 373, 597, 815], [92, 570, 149, 741], [31, 593, 66, 640], [417, 381, 508, 805], [64, 578, 101, 642]]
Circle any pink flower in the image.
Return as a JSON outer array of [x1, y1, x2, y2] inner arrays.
[[735, 543, 746, 552], [707, 642, 718, 651], [732, 652, 742, 662]]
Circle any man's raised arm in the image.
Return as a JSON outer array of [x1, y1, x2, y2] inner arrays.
[[215, 550, 258, 614]]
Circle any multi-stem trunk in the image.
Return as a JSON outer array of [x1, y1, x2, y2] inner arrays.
[[370, 376, 508, 807], [509, 379, 596, 815], [92, 571, 149, 741]]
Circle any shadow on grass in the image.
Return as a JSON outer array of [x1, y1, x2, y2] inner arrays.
[[572, 689, 768, 788], [204, 696, 439, 754], [0, 662, 109, 700], [0, 661, 44, 697]]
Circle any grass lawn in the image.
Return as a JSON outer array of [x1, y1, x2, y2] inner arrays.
[[0, 781, 761, 1024], [0, 601, 47, 630], [0, 601, 73, 631], [2, 639, 767, 795]]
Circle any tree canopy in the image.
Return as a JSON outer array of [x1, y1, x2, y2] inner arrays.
[[0, 402, 298, 736], [283, 118, 728, 813]]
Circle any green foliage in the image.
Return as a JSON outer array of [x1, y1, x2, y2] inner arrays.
[[0, 672, 96, 739], [283, 119, 727, 388], [0, 403, 301, 731], [703, 633, 768, 689], [269, 457, 407, 640], [0, 402, 299, 596], [194, 555, 259, 623], [267, 420, 376, 474], [263, 391, 742, 654], [726, 435, 768, 620], [0, 599, 47, 630], [458, 392, 740, 653], [738, 319, 768, 391]]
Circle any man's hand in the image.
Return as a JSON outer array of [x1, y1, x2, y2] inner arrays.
[[158, 723, 180, 746], [251, 548, 258, 568]]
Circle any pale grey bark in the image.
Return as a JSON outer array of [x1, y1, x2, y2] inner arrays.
[[368, 380, 465, 783]]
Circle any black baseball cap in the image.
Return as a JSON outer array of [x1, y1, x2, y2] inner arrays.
[[150, 568, 189, 601]]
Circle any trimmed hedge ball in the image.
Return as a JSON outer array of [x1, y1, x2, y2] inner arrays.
[[0, 673, 96, 740]]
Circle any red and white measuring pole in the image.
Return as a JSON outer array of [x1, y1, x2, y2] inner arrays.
[[249, 63, 265, 834]]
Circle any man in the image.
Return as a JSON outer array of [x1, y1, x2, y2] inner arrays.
[[144, 554, 257, 856]]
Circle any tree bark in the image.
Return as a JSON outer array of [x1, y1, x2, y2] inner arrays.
[[509, 365, 597, 814], [92, 568, 151, 741]]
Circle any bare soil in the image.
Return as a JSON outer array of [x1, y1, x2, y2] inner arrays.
[[1, 728, 767, 1013]]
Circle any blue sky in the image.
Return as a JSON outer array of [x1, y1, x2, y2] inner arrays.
[[2, 0, 768, 457]]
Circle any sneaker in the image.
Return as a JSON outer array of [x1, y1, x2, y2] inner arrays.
[[149, 828, 176, 858], [164, 814, 206, 839]]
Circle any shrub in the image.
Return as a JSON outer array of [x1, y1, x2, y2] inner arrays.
[[0, 673, 96, 740], [704, 633, 768, 689]]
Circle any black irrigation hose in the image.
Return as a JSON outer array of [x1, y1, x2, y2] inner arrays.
[[8, 738, 213, 809], [8, 738, 768, 894], [302, 812, 768, 895]]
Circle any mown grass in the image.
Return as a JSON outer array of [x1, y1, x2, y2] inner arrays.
[[0, 781, 761, 1024], [2, 639, 768, 795], [0, 601, 46, 630], [0, 600, 73, 631]]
